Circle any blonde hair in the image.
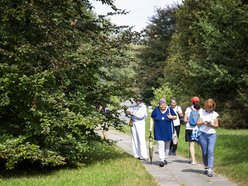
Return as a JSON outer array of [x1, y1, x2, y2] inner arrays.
[[204, 98, 216, 110]]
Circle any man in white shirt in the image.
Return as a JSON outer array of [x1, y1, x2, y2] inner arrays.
[[125, 98, 148, 160]]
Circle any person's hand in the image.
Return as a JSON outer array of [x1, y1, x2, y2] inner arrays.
[[126, 111, 131, 115], [204, 121, 211, 126], [206, 121, 212, 126], [167, 114, 173, 119], [149, 128, 152, 132]]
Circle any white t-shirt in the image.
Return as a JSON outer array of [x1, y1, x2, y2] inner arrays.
[[185, 106, 203, 130], [172, 106, 183, 126], [199, 110, 219, 134]]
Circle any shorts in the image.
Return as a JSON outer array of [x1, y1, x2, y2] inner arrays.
[[102, 122, 109, 131], [185, 129, 195, 142]]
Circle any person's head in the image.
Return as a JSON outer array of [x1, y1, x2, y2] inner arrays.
[[191, 96, 200, 106], [159, 98, 167, 111], [135, 98, 143, 105], [204, 98, 216, 113], [170, 98, 177, 108]]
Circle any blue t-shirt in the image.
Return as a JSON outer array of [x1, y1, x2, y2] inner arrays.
[[151, 106, 176, 141]]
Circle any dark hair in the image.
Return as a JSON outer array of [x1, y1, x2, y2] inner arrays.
[[194, 104, 200, 110]]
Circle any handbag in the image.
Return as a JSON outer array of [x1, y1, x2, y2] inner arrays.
[[128, 119, 133, 127], [127, 105, 141, 127], [169, 107, 178, 145], [191, 126, 201, 142], [172, 130, 178, 145]]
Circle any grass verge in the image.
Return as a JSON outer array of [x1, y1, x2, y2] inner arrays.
[[0, 142, 158, 186]]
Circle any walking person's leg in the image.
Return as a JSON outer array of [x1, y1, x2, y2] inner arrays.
[[136, 122, 148, 159], [157, 140, 165, 167], [198, 132, 208, 168], [169, 140, 173, 155], [131, 124, 140, 158], [207, 133, 217, 177], [102, 122, 108, 140], [189, 141, 197, 164], [164, 140, 171, 164], [185, 129, 191, 163]]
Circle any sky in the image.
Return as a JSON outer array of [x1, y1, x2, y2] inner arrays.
[[89, 0, 182, 32]]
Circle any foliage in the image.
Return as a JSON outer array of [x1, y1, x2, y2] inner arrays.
[[150, 83, 173, 107], [135, 5, 178, 102], [164, 0, 248, 128], [0, 0, 138, 169]]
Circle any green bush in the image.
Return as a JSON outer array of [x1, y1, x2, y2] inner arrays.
[[0, 0, 137, 170]]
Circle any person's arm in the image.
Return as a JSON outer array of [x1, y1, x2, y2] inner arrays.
[[149, 117, 154, 132], [177, 106, 183, 118], [197, 115, 205, 126], [168, 107, 177, 120], [184, 108, 189, 124], [168, 112, 177, 120], [124, 108, 132, 118]]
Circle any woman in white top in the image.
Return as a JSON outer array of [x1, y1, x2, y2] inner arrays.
[[197, 98, 219, 177], [170, 98, 183, 156]]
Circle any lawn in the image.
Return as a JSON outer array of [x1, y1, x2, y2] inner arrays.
[[0, 142, 158, 186]]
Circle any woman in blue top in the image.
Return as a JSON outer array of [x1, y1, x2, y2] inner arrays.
[[149, 98, 177, 167]]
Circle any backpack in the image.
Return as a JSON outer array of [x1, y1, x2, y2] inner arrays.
[[189, 107, 199, 126]]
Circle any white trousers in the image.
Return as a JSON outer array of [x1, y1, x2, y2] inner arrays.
[[131, 122, 148, 159], [157, 140, 171, 162]]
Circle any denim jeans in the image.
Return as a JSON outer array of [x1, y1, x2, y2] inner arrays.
[[198, 132, 217, 168]]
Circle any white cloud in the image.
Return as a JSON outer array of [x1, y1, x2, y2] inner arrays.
[[90, 0, 182, 31]]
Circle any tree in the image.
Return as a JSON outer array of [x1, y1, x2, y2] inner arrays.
[[135, 5, 178, 102], [164, 0, 248, 128], [0, 0, 138, 169]]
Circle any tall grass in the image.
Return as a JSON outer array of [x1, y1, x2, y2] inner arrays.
[[0, 142, 158, 186]]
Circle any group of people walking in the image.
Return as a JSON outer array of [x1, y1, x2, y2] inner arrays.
[[124, 96, 219, 177]]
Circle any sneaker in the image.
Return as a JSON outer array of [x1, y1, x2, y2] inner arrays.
[[204, 168, 208, 175], [207, 170, 214, 177], [164, 159, 168, 165], [159, 161, 165, 167]]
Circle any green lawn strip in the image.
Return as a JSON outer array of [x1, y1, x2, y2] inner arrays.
[[0, 143, 158, 186]]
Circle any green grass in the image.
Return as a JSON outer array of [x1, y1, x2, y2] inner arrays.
[[0, 142, 158, 186]]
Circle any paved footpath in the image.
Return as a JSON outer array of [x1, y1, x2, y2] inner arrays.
[[107, 129, 237, 186]]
